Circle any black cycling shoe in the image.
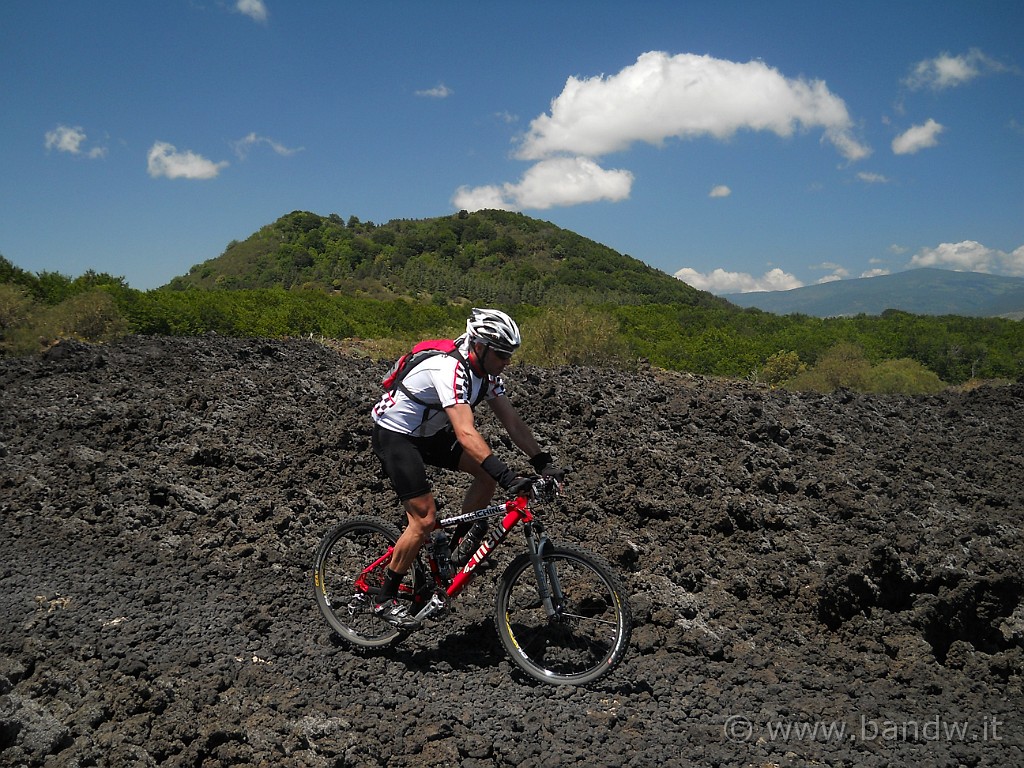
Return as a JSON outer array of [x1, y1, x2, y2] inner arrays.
[[373, 599, 420, 630]]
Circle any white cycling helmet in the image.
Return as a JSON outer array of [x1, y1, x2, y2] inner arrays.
[[466, 307, 521, 355]]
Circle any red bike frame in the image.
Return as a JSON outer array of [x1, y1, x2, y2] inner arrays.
[[352, 485, 556, 626], [433, 494, 534, 597]]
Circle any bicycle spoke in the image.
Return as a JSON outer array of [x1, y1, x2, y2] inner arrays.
[[496, 546, 632, 685], [313, 517, 416, 647]]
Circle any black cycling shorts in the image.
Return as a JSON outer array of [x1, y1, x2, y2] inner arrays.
[[372, 424, 464, 501]]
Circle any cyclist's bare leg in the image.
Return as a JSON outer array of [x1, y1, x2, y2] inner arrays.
[[389, 493, 436, 574], [373, 493, 435, 628]]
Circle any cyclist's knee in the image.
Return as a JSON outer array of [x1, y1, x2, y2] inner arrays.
[[403, 493, 437, 529]]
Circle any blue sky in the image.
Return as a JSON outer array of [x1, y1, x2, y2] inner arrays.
[[2, 1, 1022, 293]]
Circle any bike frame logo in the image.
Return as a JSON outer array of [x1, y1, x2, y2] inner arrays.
[[460, 527, 508, 573]]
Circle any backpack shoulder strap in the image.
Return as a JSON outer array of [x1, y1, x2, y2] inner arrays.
[[395, 343, 487, 410]]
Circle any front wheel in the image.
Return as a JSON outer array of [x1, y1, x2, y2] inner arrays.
[[312, 516, 424, 648], [495, 545, 632, 685]]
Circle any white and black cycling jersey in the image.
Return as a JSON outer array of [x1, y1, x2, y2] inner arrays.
[[371, 340, 505, 437]]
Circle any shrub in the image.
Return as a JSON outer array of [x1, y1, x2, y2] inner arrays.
[[0, 283, 34, 335], [1, 289, 128, 356], [759, 350, 806, 386], [785, 344, 949, 395], [517, 306, 632, 368], [863, 358, 946, 394], [52, 289, 129, 342], [785, 342, 871, 392]]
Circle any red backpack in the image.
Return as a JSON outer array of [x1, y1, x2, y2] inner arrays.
[[381, 339, 487, 409]]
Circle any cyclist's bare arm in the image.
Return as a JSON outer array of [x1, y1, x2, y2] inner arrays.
[[487, 394, 543, 459], [445, 403, 494, 465]]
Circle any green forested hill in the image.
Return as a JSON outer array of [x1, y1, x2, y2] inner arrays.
[[3, 210, 1022, 388], [167, 209, 730, 309]]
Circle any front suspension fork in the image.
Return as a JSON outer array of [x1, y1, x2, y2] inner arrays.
[[523, 522, 563, 618]]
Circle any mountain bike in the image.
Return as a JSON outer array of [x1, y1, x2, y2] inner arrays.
[[312, 476, 632, 686]]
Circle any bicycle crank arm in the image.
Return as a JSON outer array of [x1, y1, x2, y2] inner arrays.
[[412, 592, 449, 624]]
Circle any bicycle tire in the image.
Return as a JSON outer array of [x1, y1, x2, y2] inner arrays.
[[495, 544, 632, 686], [312, 516, 422, 648]]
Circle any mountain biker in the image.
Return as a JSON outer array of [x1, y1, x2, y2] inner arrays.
[[369, 307, 564, 629]]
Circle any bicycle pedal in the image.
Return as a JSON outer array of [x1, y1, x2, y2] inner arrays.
[[413, 593, 449, 623]]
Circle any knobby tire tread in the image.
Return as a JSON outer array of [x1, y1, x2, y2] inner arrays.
[[494, 544, 632, 686], [312, 516, 409, 649]]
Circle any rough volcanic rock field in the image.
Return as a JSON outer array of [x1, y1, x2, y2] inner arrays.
[[2, 335, 1022, 767]]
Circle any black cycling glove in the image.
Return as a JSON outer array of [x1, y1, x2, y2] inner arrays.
[[529, 451, 566, 482], [505, 476, 535, 497]]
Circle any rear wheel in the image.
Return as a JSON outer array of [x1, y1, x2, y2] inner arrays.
[[495, 545, 632, 685], [312, 516, 425, 648]]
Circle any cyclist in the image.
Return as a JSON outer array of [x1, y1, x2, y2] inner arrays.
[[369, 307, 564, 629]]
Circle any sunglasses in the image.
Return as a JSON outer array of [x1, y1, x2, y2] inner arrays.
[[490, 347, 513, 361]]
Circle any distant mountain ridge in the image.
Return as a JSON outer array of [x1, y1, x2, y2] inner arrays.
[[722, 268, 1024, 318], [167, 209, 729, 310]]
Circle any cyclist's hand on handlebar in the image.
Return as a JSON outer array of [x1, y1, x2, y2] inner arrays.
[[529, 451, 566, 483], [505, 476, 535, 497], [540, 464, 566, 483]]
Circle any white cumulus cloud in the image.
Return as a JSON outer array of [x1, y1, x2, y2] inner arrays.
[[709, 185, 732, 198], [454, 50, 869, 212], [453, 156, 633, 211], [44, 125, 106, 158], [518, 52, 868, 162], [236, 0, 267, 23], [903, 48, 1008, 91], [147, 141, 228, 180], [910, 241, 1024, 276], [892, 119, 944, 155], [674, 267, 803, 294], [813, 263, 850, 283]]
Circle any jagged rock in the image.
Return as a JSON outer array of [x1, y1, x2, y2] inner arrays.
[[1, 335, 1022, 766]]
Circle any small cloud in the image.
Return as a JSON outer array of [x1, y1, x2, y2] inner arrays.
[[495, 111, 518, 124], [888, 244, 908, 255], [856, 171, 889, 184], [147, 141, 228, 180], [892, 118, 944, 155], [812, 262, 849, 283], [903, 48, 1009, 91], [44, 124, 107, 158], [861, 268, 890, 278], [910, 240, 1024, 276], [232, 132, 303, 159], [453, 156, 633, 211], [236, 0, 268, 23], [416, 83, 453, 98], [674, 266, 803, 294], [451, 184, 515, 212], [709, 185, 732, 198]]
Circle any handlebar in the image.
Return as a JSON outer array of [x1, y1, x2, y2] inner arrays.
[[518, 475, 562, 503]]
